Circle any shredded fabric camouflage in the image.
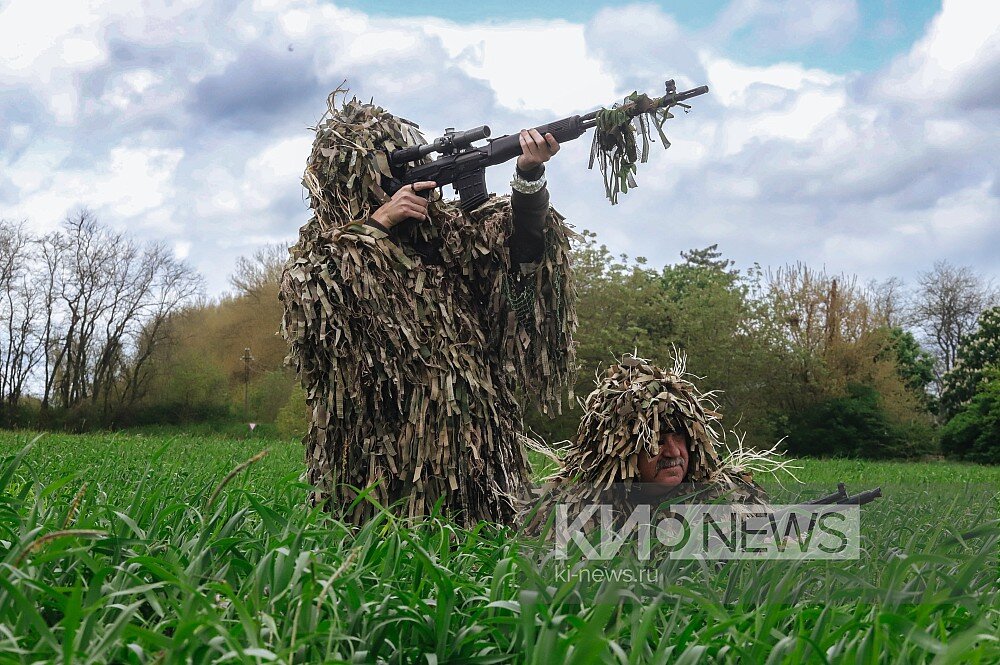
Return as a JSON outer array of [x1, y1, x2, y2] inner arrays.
[[280, 90, 578, 526], [524, 353, 768, 532], [590, 92, 677, 204]]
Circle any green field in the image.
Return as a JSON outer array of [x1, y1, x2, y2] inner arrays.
[[1, 430, 998, 663]]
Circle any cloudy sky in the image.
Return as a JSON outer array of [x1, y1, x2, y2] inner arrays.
[[1, 0, 997, 295]]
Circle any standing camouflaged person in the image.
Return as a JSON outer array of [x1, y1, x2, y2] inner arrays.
[[280, 90, 578, 526]]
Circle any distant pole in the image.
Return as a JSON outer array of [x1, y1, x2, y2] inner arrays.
[[241, 347, 254, 420]]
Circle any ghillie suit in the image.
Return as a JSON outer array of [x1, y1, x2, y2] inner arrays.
[[524, 353, 771, 533], [280, 91, 577, 526]]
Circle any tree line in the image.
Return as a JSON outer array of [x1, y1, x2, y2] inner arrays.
[[2, 212, 998, 461], [526, 233, 997, 460], [0, 212, 202, 428]]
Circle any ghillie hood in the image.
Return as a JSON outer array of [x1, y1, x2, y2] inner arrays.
[[563, 353, 727, 487], [301, 88, 431, 229], [523, 353, 769, 533]]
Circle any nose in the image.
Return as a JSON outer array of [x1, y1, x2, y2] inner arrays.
[[662, 433, 684, 456]]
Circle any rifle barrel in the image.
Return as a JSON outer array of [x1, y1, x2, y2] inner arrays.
[[840, 487, 883, 505], [675, 85, 710, 102], [579, 85, 710, 125], [803, 483, 849, 505]]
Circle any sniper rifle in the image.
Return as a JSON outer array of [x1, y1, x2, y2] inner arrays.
[[384, 79, 709, 211]]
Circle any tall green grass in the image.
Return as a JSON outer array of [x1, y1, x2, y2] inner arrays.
[[1, 431, 998, 663]]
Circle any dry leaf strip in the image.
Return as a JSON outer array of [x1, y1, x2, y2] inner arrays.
[[526, 353, 768, 532]]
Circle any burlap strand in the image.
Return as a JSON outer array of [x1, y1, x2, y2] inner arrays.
[[524, 353, 768, 532]]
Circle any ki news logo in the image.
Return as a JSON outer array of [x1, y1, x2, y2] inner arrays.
[[555, 503, 861, 560]]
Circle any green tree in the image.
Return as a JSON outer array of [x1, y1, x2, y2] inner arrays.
[[889, 327, 936, 396], [246, 369, 297, 423], [276, 383, 309, 441], [763, 264, 936, 456], [781, 383, 933, 459], [660, 247, 791, 443], [137, 345, 231, 423], [524, 230, 674, 443], [939, 370, 1000, 463], [572, 230, 673, 366]]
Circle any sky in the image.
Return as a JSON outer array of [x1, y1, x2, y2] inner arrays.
[[1, 0, 997, 296]]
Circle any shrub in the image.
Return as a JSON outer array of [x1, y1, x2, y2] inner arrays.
[[245, 370, 296, 422], [140, 348, 231, 421], [781, 383, 935, 459], [940, 374, 1000, 464]]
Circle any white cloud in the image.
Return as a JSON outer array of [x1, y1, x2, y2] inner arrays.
[[876, 0, 1000, 106], [173, 239, 192, 260], [1, 0, 996, 297], [927, 180, 997, 242], [101, 70, 163, 110], [247, 137, 312, 184], [6, 144, 183, 231], [0, 0, 111, 121], [0, 0, 103, 71], [705, 58, 843, 107], [278, 8, 311, 36], [215, 135, 314, 213], [703, 56, 848, 154], [424, 19, 617, 114], [585, 4, 704, 91], [5, 139, 72, 193]]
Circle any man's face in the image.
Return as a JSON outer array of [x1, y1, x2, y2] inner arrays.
[[637, 429, 690, 487]]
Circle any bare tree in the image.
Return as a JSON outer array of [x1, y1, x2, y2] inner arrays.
[[870, 276, 908, 329], [912, 261, 998, 385], [112, 242, 203, 410], [229, 243, 288, 298], [0, 209, 206, 424], [38, 229, 67, 411], [766, 263, 892, 407], [51, 210, 117, 408], [0, 220, 45, 414]]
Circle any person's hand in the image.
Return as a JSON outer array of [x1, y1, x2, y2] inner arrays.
[[516, 129, 559, 172], [371, 181, 437, 229]]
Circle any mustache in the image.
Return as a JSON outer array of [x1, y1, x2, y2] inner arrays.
[[656, 456, 685, 471]]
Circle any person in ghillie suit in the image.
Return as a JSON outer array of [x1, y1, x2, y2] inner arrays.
[[524, 353, 770, 533], [280, 89, 578, 526]]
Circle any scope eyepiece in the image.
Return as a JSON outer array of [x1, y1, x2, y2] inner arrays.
[[390, 144, 425, 166]]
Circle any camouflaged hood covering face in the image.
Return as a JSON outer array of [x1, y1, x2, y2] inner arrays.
[[301, 91, 430, 229], [281, 90, 578, 527], [296, 93, 526, 277], [563, 354, 726, 487], [523, 354, 767, 533]]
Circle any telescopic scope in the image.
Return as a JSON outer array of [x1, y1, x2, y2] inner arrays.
[[391, 125, 491, 166]]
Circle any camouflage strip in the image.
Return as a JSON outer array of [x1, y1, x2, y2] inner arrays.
[[524, 353, 768, 532]]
